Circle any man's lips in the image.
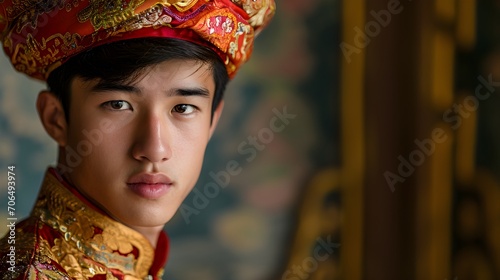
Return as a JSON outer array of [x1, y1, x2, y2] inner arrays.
[[127, 173, 173, 199]]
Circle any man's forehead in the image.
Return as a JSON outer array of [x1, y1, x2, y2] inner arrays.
[[78, 58, 212, 83], [72, 62, 215, 98]]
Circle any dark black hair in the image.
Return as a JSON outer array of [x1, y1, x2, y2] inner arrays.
[[47, 37, 229, 122]]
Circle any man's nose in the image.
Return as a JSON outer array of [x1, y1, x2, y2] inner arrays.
[[131, 112, 172, 163]]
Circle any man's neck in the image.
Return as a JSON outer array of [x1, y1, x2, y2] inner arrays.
[[129, 225, 164, 248]]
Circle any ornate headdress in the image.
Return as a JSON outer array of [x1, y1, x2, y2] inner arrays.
[[0, 0, 276, 80]]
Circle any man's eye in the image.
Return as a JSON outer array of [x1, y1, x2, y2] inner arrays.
[[173, 104, 197, 114], [102, 100, 132, 111]]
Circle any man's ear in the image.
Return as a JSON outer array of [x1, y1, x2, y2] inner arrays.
[[36, 91, 68, 146], [209, 100, 224, 139]]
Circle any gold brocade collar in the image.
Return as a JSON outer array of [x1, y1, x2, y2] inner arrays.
[[31, 169, 159, 279]]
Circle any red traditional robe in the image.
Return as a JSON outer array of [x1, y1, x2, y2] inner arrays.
[[0, 168, 169, 279]]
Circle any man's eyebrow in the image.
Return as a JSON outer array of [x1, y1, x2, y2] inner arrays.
[[90, 82, 210, 97], [90, 81, 141, 94], [171, 87, 210, 98]]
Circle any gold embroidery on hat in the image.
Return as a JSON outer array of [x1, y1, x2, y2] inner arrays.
[[165, 0, 199, 12], [12, 0, 65, 33], [231, 0, 275, 29], [78, 0, 146, 29], [121, 4, 172, 32]]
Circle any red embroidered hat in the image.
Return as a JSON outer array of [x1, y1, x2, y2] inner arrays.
[[0, 0, 276, 80]]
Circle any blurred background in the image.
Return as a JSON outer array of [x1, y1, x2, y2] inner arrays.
[[1, 0, 500, 279]]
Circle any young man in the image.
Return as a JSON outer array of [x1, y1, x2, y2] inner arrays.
[[0, 0, 275, 279]]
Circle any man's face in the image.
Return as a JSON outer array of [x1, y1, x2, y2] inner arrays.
[[58, 59, 221, 229]]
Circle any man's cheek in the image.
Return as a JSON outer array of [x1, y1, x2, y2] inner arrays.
[[65, 130, 108, 165]]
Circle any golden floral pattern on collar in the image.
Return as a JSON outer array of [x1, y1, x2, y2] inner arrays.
[[31, 172, 155, 279]]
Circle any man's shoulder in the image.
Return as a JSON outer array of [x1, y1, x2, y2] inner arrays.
[[0, 216, 70, 280]]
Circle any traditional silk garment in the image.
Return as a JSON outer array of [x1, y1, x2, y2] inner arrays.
[[0, 168, 169, 280]]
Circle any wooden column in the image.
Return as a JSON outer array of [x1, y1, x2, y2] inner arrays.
[[339, 0, 366, 279]]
